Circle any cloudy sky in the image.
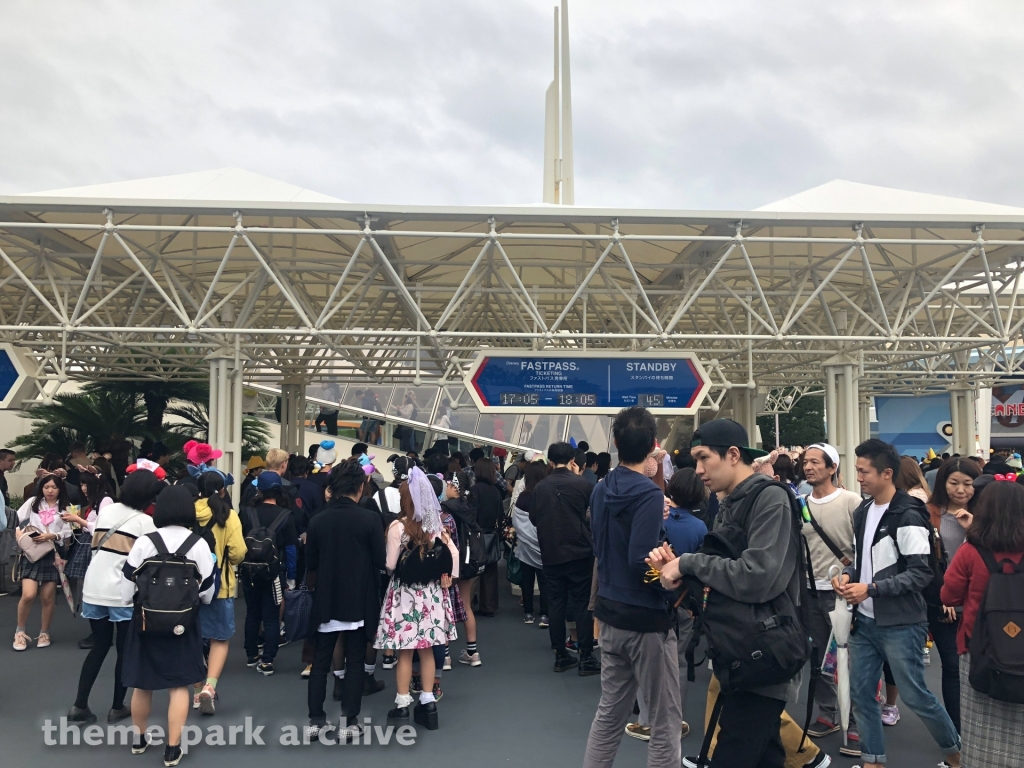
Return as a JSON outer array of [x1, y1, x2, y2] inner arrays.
[[1, 0, 1022, 209]]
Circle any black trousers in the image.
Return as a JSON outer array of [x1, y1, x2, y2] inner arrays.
[[711, 691, 786, 768], [243, 582, 280, 662], [75, 617, 128, 711], [477, 562, 500, 614], [519, 563, 548, 616], [307, 625, 367, 724], [544, 557, 594, 655], [927, 604, 961, 732], [315, 412, 338, 436]]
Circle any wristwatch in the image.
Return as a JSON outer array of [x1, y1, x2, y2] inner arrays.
[[867, 583, 879, 598]]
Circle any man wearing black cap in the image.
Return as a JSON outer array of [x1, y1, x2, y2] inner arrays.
[[652, 419, 808, 768]]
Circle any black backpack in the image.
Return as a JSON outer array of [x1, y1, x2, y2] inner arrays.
[[683, 480, 813, 694], [396, 536, 453, 586], [967, 548, 1024, 703], [133, 532, 203, 636], [239, 507, 290, 589]]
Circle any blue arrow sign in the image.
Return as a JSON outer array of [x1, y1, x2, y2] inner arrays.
[[464, 352, 710, 415]]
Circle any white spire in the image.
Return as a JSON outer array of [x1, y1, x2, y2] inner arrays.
[[543, 0, 574, 205]]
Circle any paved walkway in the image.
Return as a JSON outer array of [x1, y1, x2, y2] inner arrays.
[[0, 589, 949, 767]]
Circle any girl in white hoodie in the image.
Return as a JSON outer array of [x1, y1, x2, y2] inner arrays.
[[66, 468, 162, 726]]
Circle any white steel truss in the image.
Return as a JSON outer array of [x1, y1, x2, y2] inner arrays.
[[1, 199, 1023, 407]]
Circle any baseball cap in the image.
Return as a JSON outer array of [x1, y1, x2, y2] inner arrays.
[[256, 471, 283, 491], [690, 419, 769, 460]]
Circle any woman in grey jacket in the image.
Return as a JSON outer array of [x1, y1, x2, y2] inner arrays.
[[511, 461, 549, 625]]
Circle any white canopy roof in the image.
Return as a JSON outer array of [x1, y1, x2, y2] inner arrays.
[[21, 167, 347, 204], [756, 178, 1024, 216]]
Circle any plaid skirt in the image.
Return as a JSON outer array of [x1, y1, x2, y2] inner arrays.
[[17, 552, 61, 584], [961, 653, 1024, 768], [449, 584, 467, 624]]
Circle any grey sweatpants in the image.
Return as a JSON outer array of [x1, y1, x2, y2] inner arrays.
[[583, 623, 682, 768], [637, 607, 694, 726]]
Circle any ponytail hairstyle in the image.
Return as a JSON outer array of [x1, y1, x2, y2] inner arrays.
[[200, 471, 231, 527]]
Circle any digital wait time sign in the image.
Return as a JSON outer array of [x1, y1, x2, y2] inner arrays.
[[464, 351, 711, 415]]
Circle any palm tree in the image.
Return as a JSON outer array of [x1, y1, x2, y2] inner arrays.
[[8, 391, 149, 473], [164, 402, 271, 461], [84, 379, 210, 431]]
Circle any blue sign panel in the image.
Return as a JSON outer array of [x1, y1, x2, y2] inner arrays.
[[465, 352, 710, 415], [875, 394, 951, 458]]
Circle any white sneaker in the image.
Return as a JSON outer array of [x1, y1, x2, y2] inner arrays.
[[442, 653, 451, 671], [458, 650, 481, 667]]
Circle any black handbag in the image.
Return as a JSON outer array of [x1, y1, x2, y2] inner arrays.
[[482, 531, 502, 567]]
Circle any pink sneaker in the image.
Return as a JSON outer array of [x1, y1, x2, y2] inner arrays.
[[881, 704, 900, 726]]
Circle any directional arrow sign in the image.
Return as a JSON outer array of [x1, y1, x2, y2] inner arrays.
[[0, 344, 36, 409], [464, 351, 710, 415]]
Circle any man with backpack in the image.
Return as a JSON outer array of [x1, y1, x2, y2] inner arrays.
[[832, 439, 962, 768], [652, 419, 809, 768], [240, 471, 299, 676]]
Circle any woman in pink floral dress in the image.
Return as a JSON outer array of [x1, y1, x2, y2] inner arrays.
[[375, 467, 458, 730]]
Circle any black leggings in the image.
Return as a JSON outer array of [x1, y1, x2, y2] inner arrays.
[[74, 618, 128, 711], [927, 604, 961, 732]]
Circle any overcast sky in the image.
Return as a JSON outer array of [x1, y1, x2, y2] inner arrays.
[[2, 0, 1022, 209]]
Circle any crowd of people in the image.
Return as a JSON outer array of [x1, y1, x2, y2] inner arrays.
[[3, 412, 1024, 768]]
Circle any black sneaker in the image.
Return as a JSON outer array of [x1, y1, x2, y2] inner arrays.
[[578, 655, 601, 677], [67, 705, 97, 724], [363, 674, 385, 695], [257, 661, 274, 676], [78, 634, 95, 650], [107, 706, 132, 724], [410, 675, 423, 694], [131, 735, 149, 755], [163, 744, 183, 766], [246, 656, 260, 668], [681, 757, 709, 768], [554, 652, 577, 673], [333, 676, 343, 701], [804, 753, 832, 768], [382, 654, 397, 670], [306, 722, 325, 743], [524, 613, 535, 624]]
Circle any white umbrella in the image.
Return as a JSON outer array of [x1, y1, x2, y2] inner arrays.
[[828, 565, 853, 747]]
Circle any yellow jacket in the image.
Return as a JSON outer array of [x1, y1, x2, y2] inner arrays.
[[194, 498, 247, 599]]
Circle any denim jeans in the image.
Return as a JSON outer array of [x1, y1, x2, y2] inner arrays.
[[849, 615, 960, 764]]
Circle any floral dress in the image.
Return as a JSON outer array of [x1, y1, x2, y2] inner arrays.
[[374, 524, 458, 651]]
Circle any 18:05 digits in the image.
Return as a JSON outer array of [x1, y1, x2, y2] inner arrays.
[[558, 393, 597, 406]]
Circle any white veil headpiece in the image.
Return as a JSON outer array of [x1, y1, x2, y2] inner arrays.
[[407, 466, 443, 536]]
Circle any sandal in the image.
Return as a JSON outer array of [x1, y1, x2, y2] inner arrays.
[[12, 630, 30, 651], [36, 632, 51, 648]]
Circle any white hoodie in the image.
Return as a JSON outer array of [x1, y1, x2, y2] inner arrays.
[[82, 503, 157, 607]]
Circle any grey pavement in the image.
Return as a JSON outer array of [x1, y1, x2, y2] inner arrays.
[[0, 587, 950, 767]]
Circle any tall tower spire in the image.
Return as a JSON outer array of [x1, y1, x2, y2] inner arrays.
[[543, 0, 574, 205]]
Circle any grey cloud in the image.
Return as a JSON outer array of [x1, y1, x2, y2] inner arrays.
[[1, 0, 1023, 209]]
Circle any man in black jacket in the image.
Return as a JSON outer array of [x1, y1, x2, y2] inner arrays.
[[530, 442, 599, 675], [305, 459, 387, 742], [833, 440, 960, 768]]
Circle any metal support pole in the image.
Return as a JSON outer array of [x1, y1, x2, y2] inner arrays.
[[949, 389, 976, 456], [209, 351, 244, 506], [825, 367, 838, 449]]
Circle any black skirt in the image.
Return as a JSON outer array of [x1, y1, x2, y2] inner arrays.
[[122, 605, 207, 691]]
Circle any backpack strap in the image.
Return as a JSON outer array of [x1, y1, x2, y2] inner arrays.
[[977, 547, 1001, 575], [696, 692, 724, 766], [268, 509, 290, 534], [377, 489, 391, 519], [173, 533, 202, 558], [147, 531, 169, 555], [247, 507, 261, 532]]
